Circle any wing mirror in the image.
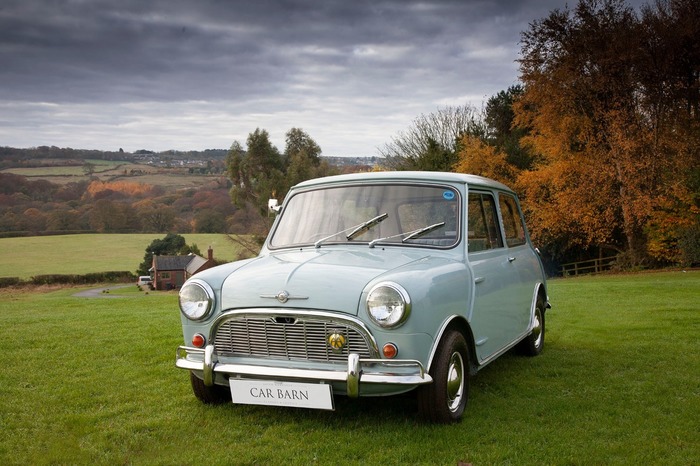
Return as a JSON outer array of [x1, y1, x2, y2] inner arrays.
[[268, 199, 282, 215]]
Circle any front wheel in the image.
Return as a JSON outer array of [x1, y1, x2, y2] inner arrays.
[[190, 371, 231, 404], [417, 330, 469, 423]]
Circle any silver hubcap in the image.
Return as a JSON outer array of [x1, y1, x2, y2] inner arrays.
[[446, 352, 465, 412], [532, 309, 543, 348]]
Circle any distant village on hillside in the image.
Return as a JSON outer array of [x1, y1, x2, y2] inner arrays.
[[0, 146, 382, 170]]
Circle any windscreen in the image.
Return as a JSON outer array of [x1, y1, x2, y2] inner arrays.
[[269, 184, 461, 249]]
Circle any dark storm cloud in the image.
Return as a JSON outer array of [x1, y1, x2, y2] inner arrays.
[[1, 0, 276, 102], [0, 0, 529, 103], [0, 0, 647, 154]]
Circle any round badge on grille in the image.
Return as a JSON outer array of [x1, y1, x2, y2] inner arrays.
[[276, 291, 289, 303], [328, 333, 346, 353]]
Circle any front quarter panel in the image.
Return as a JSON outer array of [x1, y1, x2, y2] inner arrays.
[[179, 257, 258, 345], [360, 254, 472, 363]]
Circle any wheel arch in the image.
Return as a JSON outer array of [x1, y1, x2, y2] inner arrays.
[[524, 282, 549, 333], [428, 315, 479, 376], [536, 282, 550, 310]]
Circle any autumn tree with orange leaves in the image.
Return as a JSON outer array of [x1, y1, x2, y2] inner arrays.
[[511, 0, 699, 266]]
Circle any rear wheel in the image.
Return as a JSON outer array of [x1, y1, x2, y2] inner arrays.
[[519, 296, 546, 356], [190, 371, 231, 404], [417, 330, 469, 423]]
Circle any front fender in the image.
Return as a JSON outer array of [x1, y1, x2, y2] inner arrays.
[[360, 256, 473, 365]]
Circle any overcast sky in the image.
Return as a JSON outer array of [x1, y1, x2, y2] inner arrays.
[[0, 0, 647, 156]]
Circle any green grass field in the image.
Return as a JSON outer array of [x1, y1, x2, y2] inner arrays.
[[0, 234, 249, 278], [1, 159, 127, 177], [0, 271, 698, 464]]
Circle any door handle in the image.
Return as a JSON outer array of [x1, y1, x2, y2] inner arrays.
[[508, 257, 516, 263]]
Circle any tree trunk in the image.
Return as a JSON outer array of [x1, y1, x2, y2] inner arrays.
[[615, 161, 647, 266]]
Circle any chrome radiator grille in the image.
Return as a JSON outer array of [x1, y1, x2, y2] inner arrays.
[[213, 314, 374, 363]]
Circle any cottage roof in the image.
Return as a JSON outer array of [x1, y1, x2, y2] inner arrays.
[[186, 255, 208, 275], [153, 255, 196, 271]]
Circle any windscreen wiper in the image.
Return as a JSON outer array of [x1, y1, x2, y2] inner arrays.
[[368, 222, 445, 248], [314, 213, 388, 248], [346, 212, 389, 241]]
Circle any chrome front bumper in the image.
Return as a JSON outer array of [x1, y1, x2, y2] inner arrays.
[[176, 345, 432, 398]]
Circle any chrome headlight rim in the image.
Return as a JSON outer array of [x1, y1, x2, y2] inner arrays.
[[179, 279, 215, 321], [366, 282, 411, 329]]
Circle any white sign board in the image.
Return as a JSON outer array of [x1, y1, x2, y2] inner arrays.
[[230, 379, 334, 411]]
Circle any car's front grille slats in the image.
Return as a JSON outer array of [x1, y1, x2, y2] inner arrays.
[[213, 314, 373, 363]]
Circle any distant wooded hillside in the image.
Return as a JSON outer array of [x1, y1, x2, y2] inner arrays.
[[0, 146, 378, 238]]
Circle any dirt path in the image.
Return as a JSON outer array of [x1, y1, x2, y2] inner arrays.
[[73, 284, 132, 298]]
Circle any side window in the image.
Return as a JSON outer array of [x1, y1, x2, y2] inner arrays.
[[467, 193, 503, 253], [499, 194, 526, 247]]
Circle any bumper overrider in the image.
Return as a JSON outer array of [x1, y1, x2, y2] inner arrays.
[[175, 345, 432, 398]]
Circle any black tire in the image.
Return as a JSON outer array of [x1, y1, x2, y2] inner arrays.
[[190, 371, 231, 404], [519, 296, 546, 356], [417, 330, 469, 423]]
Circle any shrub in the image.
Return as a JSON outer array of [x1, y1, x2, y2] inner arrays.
[[28, 271, 136, 286], [0, 277, 22, 287]]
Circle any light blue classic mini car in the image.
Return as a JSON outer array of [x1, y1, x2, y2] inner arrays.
[[176, 171, 550, 423]]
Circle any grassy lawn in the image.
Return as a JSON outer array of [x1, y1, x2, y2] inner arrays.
[[0, 271, 698, 464], [0, 234, 249, 278]]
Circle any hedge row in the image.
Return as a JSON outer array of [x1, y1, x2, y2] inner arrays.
[[0, 230, 100, 239], [0, 271, 136, 288]]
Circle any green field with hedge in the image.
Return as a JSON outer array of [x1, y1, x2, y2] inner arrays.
[[0, 233, 250, 281]]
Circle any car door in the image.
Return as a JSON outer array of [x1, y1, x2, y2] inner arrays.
[[496, 192, 539, 333], [466, 190, 527, 363]]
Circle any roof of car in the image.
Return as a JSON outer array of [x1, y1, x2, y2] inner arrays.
[[293, 171, 513, 192]]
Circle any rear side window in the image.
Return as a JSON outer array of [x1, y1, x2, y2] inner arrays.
[[468, 193, 503, 253], [499, 194, 526, 247]]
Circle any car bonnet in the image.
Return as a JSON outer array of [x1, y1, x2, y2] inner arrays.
[[220, 248, 430, 315]]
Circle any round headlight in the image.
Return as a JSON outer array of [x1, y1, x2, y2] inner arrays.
[[179, 280, 214, 321], [366, 282, 411, 328]]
